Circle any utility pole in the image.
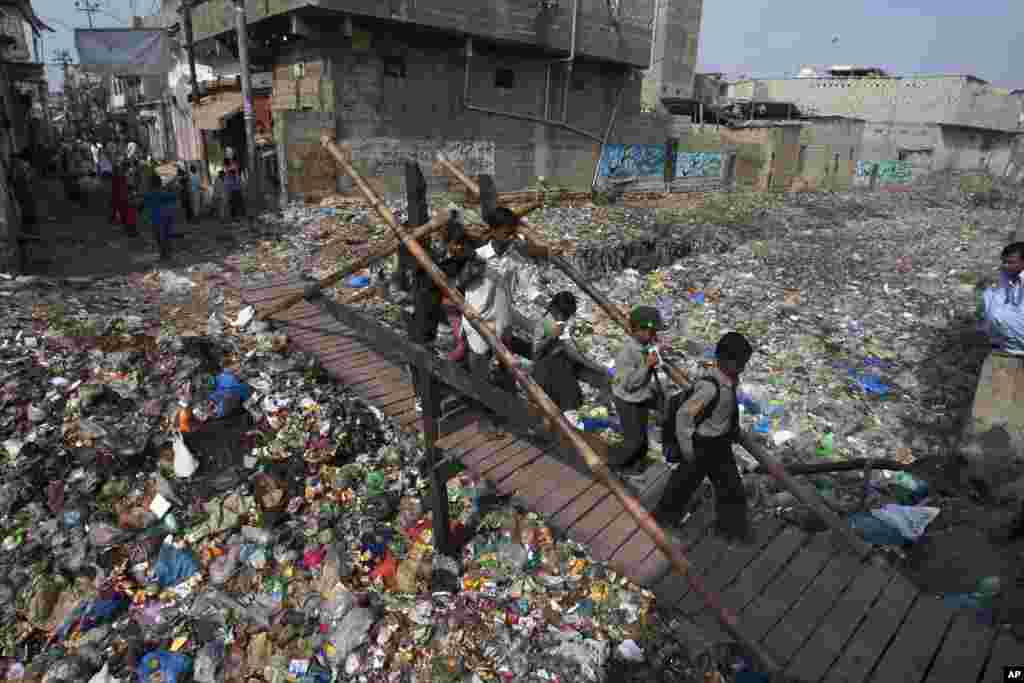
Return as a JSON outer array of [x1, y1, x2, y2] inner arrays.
[[180, 1, 209, 184], [53, 50, 75, 137], [74, 0, 102, 29], [234, 0, 261, 223]]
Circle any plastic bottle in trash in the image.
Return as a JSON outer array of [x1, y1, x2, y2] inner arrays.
[[176, 402, 194, 433], [242, 525, 273, 545]]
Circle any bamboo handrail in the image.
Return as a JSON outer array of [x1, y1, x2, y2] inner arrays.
[[324, 136, 783, 675], [434, 154, 875, 561]]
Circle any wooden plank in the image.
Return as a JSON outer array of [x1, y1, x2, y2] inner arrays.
[[459, 434, 518, 470], [615, 541, 670, 588], [297, 337, 369, 360], [569, 494, 627, 547], [981, 631, 1024, 683], [922, 614, 996, 683], [651, 532, 722, 609], [550, 482, 611, 536], [380, 396, 414, 417], [786, 565, 893, 683], [268, 302, 325, 323], [329, 360, 401, 381], [823, 574, 919, 683], [370, 387, 418, 409], [589, 502, 641, 562], [241, 273, 304, 293], [323, 350, 387, 371], [739, 532, 835, 642], [436, 422, 482, 451], [244, 282, 307, 304], [465, 440, 530, 479], [504, 456, 574, 505], [533, 477, 599, 520], [685, 526, 807, 618], [867, 594, 953, 683], [488, 446, 549, 493], [764, 550, 865, 666]]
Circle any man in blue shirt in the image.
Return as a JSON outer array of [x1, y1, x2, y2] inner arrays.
[[143, 176, 179, 260]]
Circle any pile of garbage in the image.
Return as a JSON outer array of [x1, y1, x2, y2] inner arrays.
[[0, 284, 664, 682]]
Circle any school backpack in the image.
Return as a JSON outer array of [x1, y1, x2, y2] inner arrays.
[[661, 376, 738, 462]]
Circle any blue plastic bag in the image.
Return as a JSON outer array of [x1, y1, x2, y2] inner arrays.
[[154, 543, 199, 588], [215, 371, 252, 402], [138, 651, 192, 683], [347, 275, 370, 288], [848, 513, 908, 546]]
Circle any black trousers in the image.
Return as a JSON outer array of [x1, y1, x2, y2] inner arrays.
[[608, 394, 660, 469], [652, 433, 749, 540]]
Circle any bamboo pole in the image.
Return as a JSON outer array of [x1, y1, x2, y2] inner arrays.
[[435, 154, 877, 560], [256, 209, 450, 319], [323, 136, 782, 675]]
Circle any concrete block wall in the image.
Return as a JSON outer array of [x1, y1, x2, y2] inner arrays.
[[790, 118, 864, 191], [731, 76, 1022, 133], [192, 0, 654, 68], [646, 0, 704, 105]]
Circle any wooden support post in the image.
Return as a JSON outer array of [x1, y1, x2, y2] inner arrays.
[[255, 209, 451, 320], [321, 135, 782, 676], [415, 363, 452, 556], [396, 161, 430, 293]]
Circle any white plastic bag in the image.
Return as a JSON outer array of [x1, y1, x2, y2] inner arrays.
[[869, 505, 939, 542], [172, 432, 198, 478], [89, 663, 121, 683]]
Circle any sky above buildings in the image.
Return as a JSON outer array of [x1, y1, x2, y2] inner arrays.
[[32, 0, 1024, 93]]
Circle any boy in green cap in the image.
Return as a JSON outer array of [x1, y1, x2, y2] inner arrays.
[[607, 305, 664, 472]]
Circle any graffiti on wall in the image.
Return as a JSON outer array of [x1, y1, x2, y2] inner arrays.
[[598, 144, 667, 178], [342, 138, 496, 176], [675, 152, 723, 178], [855, 160, 877, 177]]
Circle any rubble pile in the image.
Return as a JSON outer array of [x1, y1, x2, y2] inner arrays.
[[0, 273, 663, 683], [0, 182, 1022, 681]]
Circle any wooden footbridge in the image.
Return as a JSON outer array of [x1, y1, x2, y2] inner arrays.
[[232, 139, 1024, 683]]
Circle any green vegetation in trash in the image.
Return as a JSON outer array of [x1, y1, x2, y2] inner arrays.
[[655, 191, 782, 228]]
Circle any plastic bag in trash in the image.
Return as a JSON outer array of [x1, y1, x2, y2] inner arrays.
[[172, 432, 198, 479], [88, 663, 120, 683], [154, 542, 199, 588], [848, 513, 908, 546], [869, 505, 940, 542], [137, 651, 191, 683]]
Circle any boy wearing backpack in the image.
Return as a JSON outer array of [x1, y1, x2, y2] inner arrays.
[[652, 331, 754, 544]]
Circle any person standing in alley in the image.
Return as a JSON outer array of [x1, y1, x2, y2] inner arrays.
[[607, 305, 665, 473], [651, 332, 754, 545], [224, 147, 245, 221], [110, 161, 130, 227], [143, 174, 178, 260], [189, 164, 203, 222]]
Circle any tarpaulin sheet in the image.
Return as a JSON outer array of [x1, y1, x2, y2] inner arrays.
[[74, 29, 171, 77]]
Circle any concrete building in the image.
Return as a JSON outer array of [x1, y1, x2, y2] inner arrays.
[[179, 0, 700, 197], [727, 67, 1024, 176]]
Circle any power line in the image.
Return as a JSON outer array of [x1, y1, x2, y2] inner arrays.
[[75, 0, 102, 29]]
